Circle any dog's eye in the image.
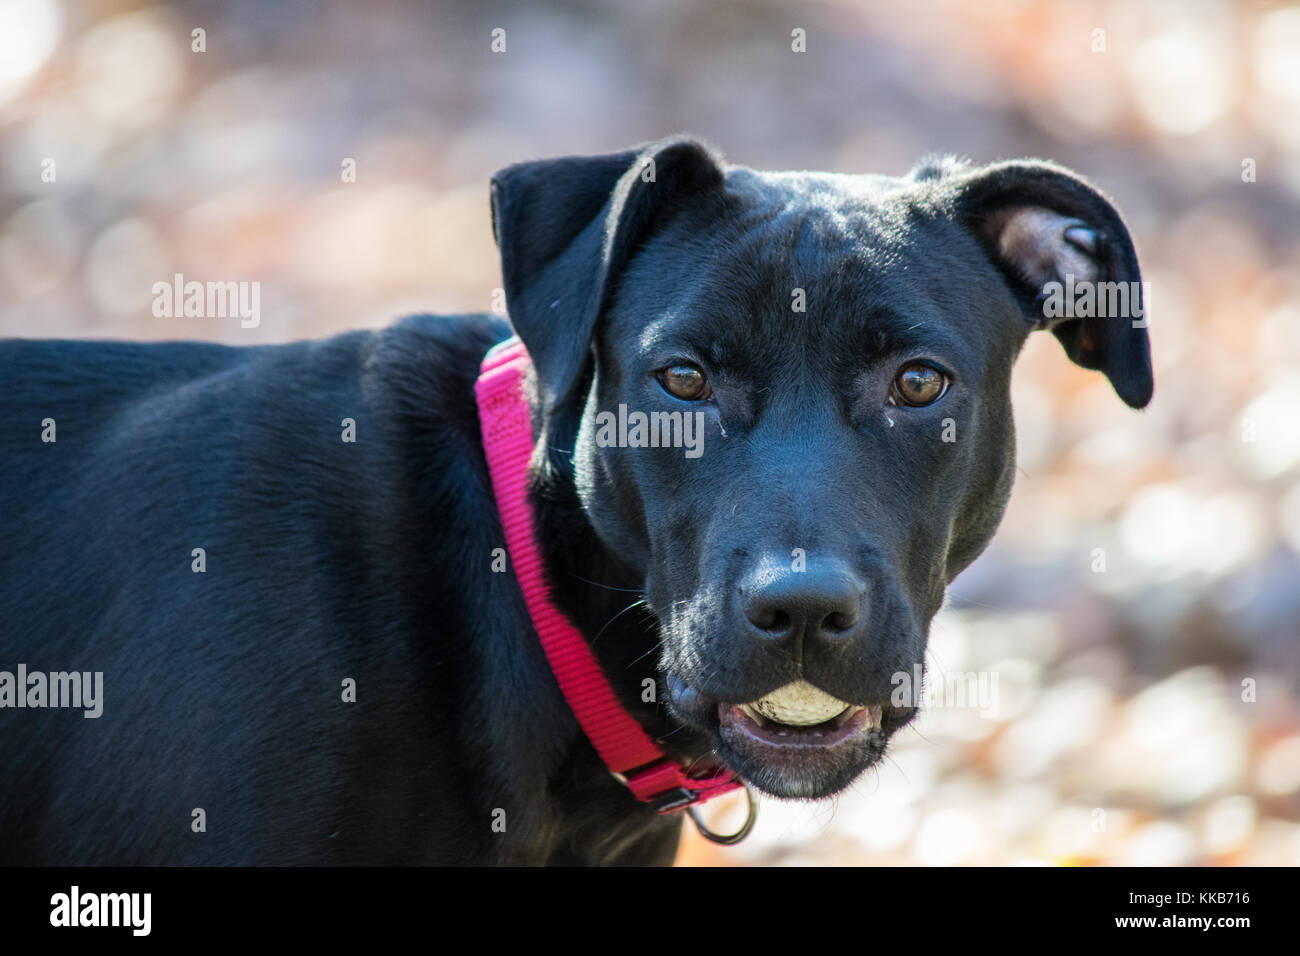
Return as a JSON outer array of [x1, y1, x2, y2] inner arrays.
[[890, 362, 948, 407], [658, 364, 712, 401]]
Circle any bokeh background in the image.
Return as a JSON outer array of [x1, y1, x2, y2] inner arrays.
[[3, 0, 1299, 865]]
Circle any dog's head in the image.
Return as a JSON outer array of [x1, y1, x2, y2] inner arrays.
[[490, 137, 1151, 799]]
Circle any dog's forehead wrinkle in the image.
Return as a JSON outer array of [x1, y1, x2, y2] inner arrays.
[[636, 314, 679, 354], [616, 189, 950, 376], [726, 166, 904, 254]]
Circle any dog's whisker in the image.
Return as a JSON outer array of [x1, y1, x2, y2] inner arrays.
[[944, 597, 998, 610], [923, 646, 948, 681], [588, 599, 647, 647], [682, 750, 717, 775], [570, 573, 642, 593], [881, 752, 909, 785], [656, 722, 695, 740], [627, 639, 666, 667], [905, 722, 937, 748]]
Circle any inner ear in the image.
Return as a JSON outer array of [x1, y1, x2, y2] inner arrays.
[[984, 206, 1103, 307], [948, 160, 1153, 409]]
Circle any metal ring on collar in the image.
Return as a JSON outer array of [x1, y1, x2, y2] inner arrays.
[[687, 783, 758, 845]]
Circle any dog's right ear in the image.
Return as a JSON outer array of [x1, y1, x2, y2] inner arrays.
[[490, 137, 725, 413]]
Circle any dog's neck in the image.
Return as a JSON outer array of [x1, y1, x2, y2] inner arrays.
[[526, 391, 714, 767]]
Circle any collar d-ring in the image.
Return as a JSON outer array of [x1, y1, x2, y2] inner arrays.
[[687, 783, 758, 845]]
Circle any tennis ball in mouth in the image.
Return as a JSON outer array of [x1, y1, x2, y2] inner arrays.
[[750, 680, 849, 726]]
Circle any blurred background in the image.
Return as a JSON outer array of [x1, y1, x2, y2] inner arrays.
[[2, 0, 1298, 865]]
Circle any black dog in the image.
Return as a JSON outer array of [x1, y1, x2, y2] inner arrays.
[[0, 137, 1150, 865]]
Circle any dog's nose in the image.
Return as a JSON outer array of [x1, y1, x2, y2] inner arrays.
[[740, 560, 865, 656]]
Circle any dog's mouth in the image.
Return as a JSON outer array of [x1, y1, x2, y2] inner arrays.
[[668, 675, 895, 800], [720, 681, 883, 748]]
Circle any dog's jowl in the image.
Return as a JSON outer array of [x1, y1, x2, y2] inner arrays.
[[0, 138, 1151, 865]]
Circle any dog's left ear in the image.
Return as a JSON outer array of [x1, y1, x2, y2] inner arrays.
[[944, 160, 1153, 409], [491, 137, 726, 414]]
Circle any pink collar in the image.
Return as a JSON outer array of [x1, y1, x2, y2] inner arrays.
[[475, 337, 743, 814]]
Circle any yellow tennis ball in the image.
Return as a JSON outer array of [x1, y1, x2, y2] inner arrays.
[[751, 680, 849, 726]]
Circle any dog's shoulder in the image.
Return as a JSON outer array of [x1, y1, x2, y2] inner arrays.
[[361, 311, 512, 444]]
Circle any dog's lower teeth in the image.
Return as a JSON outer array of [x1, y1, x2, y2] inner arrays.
[[747, 680, 850, 726]]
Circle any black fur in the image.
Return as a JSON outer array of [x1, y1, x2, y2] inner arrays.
[[0, 137, 1150, 864]]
